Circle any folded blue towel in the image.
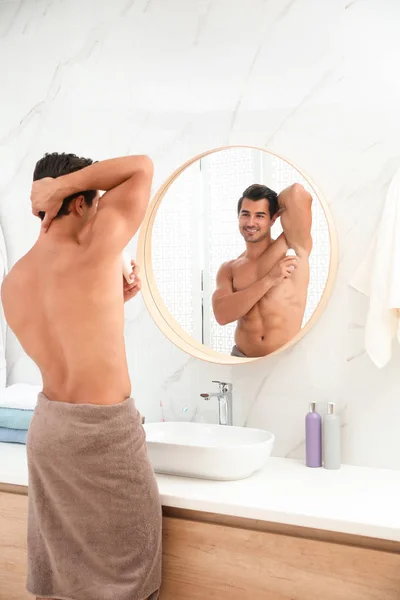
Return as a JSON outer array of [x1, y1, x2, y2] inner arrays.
[[0, 407, 34, 430], [0, 427, 27, 444]]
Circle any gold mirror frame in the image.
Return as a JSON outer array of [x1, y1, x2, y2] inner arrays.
[[137, 145, 338, 364]]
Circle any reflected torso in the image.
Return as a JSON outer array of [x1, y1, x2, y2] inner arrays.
[[231, 235, 310, 357], [1, 235, 131, 405]]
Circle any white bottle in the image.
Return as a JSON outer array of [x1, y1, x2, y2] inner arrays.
[[323, 403, 341, 470]]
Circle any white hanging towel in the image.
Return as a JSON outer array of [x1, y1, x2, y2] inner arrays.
[[0, 226, 7, 391], [350, 167, 400, 368]]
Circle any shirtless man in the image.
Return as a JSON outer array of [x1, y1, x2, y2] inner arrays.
[[212, 183, 312, 357], [1, 153, 161, 600]]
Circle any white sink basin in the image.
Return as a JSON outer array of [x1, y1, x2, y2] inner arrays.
[[143, 422, 275, 481]]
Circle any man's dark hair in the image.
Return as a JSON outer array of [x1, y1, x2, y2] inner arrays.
[[237, 184, 279, 218], [33, 152, 97, 220]]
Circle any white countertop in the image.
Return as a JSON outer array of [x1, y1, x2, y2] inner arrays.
[[1, 442, 400, 542]]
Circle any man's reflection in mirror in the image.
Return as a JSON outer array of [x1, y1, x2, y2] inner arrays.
[[212, 183, 312, 357]]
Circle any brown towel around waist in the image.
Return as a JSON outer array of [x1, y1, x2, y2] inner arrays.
[[26, 393, 162, 600]]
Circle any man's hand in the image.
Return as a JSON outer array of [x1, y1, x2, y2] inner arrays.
[[267, 256, 297, 287], [123, 261, 141, 303], [31, 177, 65, 232]]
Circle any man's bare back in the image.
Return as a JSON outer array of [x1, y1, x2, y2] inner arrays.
[[213, 183, 313, 358], [1, 153, 153, 405], [2, 237, 132, 405]]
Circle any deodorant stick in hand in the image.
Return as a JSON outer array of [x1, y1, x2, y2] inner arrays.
[[122, 250, 135, 283], [286, 248, 297, 257]]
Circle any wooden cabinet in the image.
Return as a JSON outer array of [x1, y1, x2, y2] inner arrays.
[[0, 491, 30, 600], [161, 513, 400, 600], [1, 490, 400, 600]]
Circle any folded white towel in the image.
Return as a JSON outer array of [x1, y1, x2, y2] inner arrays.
[[350, 167, 400, 368], [0, 384, 42, 410]]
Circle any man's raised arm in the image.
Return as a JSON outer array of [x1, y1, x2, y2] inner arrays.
[[32, 155, 154, 252], [278, 183, 313, 257], [74, 155, 153, 251]]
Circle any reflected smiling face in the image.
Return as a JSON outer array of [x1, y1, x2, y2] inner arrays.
[[238, 198, 277, 243]]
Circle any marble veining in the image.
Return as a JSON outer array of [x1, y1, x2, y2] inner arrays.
[[1, 0, 400, 469]]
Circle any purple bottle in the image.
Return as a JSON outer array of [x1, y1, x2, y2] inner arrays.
[[305, 402, 322, 467]]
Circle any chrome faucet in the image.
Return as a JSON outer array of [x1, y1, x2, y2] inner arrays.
[[200, 381, 233, 426]]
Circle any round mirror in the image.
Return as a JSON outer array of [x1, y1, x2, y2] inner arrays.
[[138, 146, 337, 364]]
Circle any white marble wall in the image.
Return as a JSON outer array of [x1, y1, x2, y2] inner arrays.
[[1, 0, 399, 469]]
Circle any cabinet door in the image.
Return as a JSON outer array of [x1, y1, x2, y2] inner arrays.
[[0, 491, 30, 600], [160, 516, 400, 600]]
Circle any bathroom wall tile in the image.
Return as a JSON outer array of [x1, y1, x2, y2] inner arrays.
[[1, 0, 399, 469]]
